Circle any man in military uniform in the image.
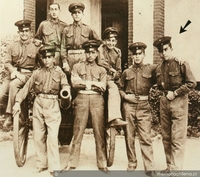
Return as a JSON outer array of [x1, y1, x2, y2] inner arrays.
[[0, 20, 39, 129], [153, 36, 196, 171], [119, 42, 157, 177], [61, 2, 101, 73], [67, 40, 109, 172], [98, 27, 127, 126], [13, 45, 71, 175], [35, 3, 68, 67]]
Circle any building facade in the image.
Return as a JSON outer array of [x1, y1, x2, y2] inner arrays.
[[23, 0, 164, 69]]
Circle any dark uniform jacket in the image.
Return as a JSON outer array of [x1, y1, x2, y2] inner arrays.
[[16, 66, 70, 103], [5, 39, 39, 71], [61, 22, 101, 63], [71, 61, 107, 91], [98, 44, 122, 81], [35, 18, 67, 47], [155, 57, 196, 96], [119, 63, 157, 98]]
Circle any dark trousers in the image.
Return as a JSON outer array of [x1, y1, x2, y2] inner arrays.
[[160, 94, 188, 170], [69, 94, 107, 168], [122, 100, 154, 170]]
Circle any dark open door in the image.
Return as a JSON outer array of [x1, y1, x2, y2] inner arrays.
[[35, 0, 47, 31], [102, 0, 128, 70]]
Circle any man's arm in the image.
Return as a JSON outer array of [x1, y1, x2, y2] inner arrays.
[[174, 61, 197, 96]]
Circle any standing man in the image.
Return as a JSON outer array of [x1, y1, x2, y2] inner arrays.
[[98, 27, 127, 126], [35, 3, 67, 67], [1, 20, 39, 129], [13, 45, 71, 175], [61, 2, 101, 73], [119, 42, 156, 177], [68, 40, 109, 172], [153, 36, 196, 171]]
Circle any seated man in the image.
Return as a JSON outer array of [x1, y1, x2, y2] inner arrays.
[[0, 20, 39, 129], [13, 45, 71, 175], [98, 27, 127, 127], [68, 40, 109, 172]]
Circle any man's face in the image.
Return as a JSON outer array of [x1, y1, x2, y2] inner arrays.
[[104, 36, 117, 49], [42, 55, 54, 68], [71, 9, 84, 22], [132, 49, 145, 65], [49, 4, 60, 19], [18, 28, 32, 41], [159, 43, 173, 61], [85, 48, 98, 63]]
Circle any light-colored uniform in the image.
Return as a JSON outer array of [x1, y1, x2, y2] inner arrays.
[[16, 66, 70, 172]]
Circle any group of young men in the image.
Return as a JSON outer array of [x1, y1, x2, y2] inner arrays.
[[0, 2, 197, 177]]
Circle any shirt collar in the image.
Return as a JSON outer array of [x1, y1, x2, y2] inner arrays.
[[49, 18, 60, 25], [20, 38, 31, 46], [85, 60, 96, 66], [132, 63, 144, 69], [43, 65, 55, 72], [73, 21, 82, 27]]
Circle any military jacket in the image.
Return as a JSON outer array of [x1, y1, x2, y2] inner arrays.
[[71, 61, 107, 91], [5, 39, 38, 70], [98, 44, 122, 80], [155, 57, 196, 96], [35, 19, 67, 46], [119, 63, 157, 98], [16, 66, 70, 103]]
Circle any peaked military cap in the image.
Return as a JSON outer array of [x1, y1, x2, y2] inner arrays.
[[39, 45, 56, 58], [103, 27, 118, 39], [153, 36, 171, 48], [68, 3, 85, 13], [14, 20, 32, 31], [82, 40, 101, 52], [129, 42, 147, 52]]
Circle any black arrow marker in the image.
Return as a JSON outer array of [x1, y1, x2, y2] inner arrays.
[[179, 20, 191, 34]]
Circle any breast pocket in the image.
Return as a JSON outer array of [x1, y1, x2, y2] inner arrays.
[[169, 71, 180, 86], [65, 30, 73, 45], [125, 75, 135, 89], [11, 54, 20, 65], [81, 30, 89, 43], [52, 77, 60, 91], [43, 27, 55, 42], [34, 80, 42, 93], [142, 72, 152, 89]]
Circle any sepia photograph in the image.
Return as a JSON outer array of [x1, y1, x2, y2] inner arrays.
[[0, 0, 200, 177]]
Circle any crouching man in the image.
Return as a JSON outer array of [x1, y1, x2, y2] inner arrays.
[[13, 45, 71, 175]]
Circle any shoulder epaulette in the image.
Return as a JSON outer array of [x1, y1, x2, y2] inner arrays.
[[174, 57, 185, 65]]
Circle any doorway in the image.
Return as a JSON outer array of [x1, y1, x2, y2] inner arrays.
[[102, 0, 128, 70], [35, 0, 47, 31]]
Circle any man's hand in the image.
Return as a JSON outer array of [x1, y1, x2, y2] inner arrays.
[[92, 82, 106, 92], [109, 68, 116, 74], [124, 94, 139, 103], [11, 71, 26, 82], [16, 73, 26, 82], [166, 91, 175, 101], [13, 102, 21, 117], [33, 39, 42, 47]]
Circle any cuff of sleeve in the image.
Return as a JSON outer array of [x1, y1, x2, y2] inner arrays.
[[173, 90, 178, 97], [11, 70, 18, 79], [85, 81, 91, 90]]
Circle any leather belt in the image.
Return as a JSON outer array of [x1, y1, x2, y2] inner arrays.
[[67, 49, 85, 55], [37, 93, 58, 99], [137, 95, 149, 101], [78, 90, 101, 95]]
